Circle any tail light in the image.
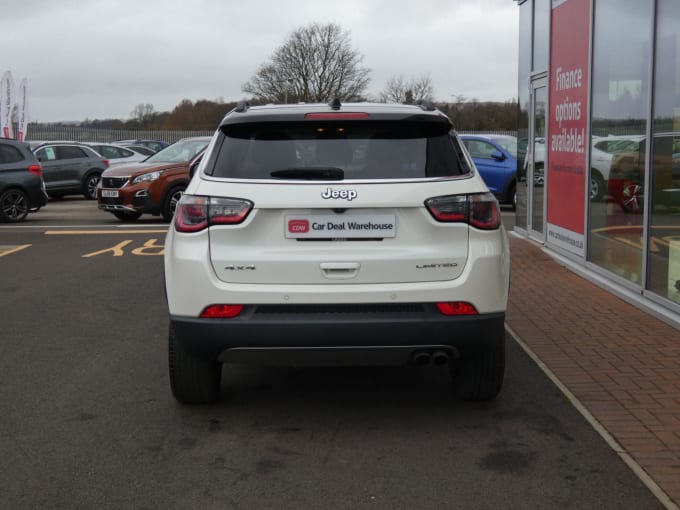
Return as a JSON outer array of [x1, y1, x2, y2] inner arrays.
[[200, 304, 243, 318], [28, 164, 42, 177], [425, 192, 500, 230], [436, 302, 479, 316], [103, 159, 110, 166], [174, 195, 253, 233]]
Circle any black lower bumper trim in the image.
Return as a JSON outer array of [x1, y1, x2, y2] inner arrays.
[[170, 304, 505, 366]]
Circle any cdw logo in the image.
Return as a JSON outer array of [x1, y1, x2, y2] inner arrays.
[[288, 219, 309, 233]]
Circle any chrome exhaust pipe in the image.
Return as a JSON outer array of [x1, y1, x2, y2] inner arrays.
[[412, 351, 431, 366], [431, 350, 450, 366]]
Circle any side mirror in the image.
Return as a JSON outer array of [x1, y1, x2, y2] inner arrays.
[[189, 160, 200, 178], [189, 154, 203, 178], [490, 151, 507, 162]]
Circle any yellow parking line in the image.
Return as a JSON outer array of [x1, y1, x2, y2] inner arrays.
[[45, 230, 168, 235], [0, 244, 31, 257]]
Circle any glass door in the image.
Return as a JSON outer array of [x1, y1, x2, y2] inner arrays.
[[528, 78, 548, 239]]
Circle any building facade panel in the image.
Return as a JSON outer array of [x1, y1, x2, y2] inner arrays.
[[516, 0, 680, 320]]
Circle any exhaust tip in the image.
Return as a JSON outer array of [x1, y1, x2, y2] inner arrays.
[[412, 351, 431, 366], [431, 350, 450, 366]]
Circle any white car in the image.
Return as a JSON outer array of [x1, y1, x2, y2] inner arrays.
[[164, 101, 510, 404], [526, 135, 644, 201], [85, 143, 148, 166], [590, 135, 645, 201]]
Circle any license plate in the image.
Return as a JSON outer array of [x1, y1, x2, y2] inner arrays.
[[101, 189, 119, 198], [285, 214, 396, 238]]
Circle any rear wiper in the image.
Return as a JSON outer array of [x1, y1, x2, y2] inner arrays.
[[270, 167, 344, 180]]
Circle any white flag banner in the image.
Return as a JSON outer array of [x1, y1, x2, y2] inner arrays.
[[1, 71, 15, 139], [16, 78, 28, 141]]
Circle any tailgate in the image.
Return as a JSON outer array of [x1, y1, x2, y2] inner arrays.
[[208, 200, 469, 285]]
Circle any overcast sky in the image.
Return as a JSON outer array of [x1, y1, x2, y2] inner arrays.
[[0, 0, 518, 123]]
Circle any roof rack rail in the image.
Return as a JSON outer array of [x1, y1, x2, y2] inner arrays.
[[234, 101, 250, 113], [415, 100, 436, 111], [328, 98, 342, 110]]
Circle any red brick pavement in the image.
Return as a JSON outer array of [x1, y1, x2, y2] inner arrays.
[[506, 235, 680, 509]]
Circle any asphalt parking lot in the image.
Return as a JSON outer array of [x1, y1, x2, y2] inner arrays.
[[0, 199, 663, 509]]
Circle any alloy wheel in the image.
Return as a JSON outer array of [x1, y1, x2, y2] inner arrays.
[[1, 189, 29, 222]]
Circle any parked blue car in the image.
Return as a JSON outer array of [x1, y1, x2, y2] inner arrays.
[[460, 134, 518, 209]]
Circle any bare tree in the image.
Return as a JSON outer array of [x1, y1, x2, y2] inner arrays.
[[379, 74, 435, 104], [379, 75, 408, 103], [242, 22, 370, 103], [130, 103, 156, 126]]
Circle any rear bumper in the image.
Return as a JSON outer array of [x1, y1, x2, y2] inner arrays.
[[170, 305, 505, 366], [28, 186, 48, 209]]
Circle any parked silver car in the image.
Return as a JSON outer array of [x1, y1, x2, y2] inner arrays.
[[85, 143, 148, 166]]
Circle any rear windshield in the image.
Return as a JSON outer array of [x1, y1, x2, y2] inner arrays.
[[207, 121, 471, 180]]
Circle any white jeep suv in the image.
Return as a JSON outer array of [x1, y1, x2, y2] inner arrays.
[[164, 100, 510, 404]]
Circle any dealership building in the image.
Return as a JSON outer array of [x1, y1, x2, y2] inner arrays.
[[514, 0, 680, 325]]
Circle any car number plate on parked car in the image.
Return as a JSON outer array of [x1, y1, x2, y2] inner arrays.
[[101, 190, 119, 198], [285, 214, 396, 239]]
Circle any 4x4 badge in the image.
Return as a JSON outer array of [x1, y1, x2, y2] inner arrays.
[[321, 187, 358, 201]]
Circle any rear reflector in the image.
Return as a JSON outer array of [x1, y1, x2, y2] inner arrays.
[[200, 305, 244, 318], [304, 112, 369, 120], [436, 302, 479, 316]]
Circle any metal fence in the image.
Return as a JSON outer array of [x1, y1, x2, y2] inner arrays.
[[458, 130, 518, 137], [20, 124, 520, 144], [24, 124, 214, 144]]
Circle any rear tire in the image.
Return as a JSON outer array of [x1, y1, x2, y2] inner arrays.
[[0, 188, 29, 222], [508, 183, 516, 210], [169, 322, 221, 404], [452, 332, 505, 401], [83, 172, 102, 200], [590, 170, 605, 202], [162, 185, 185, 222]]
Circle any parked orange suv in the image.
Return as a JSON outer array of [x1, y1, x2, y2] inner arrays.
[[97, 137, 210, 221]]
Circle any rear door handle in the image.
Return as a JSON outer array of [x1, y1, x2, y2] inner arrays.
[[320, 262, 361, 279]]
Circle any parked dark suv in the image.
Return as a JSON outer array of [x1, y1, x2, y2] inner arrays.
[[33, 142, 109, 199], [0, 139, 47, 222]]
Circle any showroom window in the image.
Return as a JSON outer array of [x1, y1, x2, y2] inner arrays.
[[516, 0, 532, 231], [648, 0, 680, 305], [588, 0, 653, 285], [532, 0, 549, 72]]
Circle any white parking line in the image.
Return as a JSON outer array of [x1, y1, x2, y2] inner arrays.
[[0, 244, 31, 257], [46, 230, 168, 235], [0, 224, 168, 230]]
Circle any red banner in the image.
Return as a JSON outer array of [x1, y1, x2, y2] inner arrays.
[[546, 0, 590, 255]]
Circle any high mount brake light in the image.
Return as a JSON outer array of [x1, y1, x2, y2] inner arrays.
[[174, 195, 253, 233], [425, 192, 500, 230], [304, 112, 369, 120]]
